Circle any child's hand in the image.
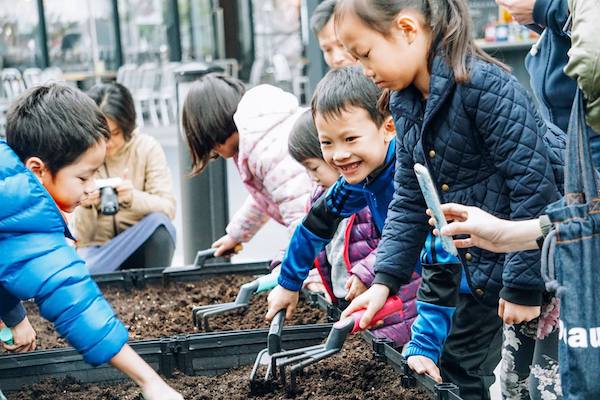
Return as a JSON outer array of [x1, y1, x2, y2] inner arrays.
[[340, 284, 389, 329], [266, 285, 299, 321], [211, 234, 242, 257], [498, 298, 541, 324], [141, 378, 183, 400], [80, 189, 100, 208], [3, 316, 36, 353], [344, 275, 368, 301], [407, 355, 442, 383]]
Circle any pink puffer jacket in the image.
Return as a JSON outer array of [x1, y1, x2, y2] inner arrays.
[[225, 84, 312, 243]]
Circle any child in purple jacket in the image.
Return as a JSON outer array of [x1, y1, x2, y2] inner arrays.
[[287, 109, 421, 347]]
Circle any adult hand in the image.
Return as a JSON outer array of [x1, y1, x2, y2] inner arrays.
[[427, 203, 540, 253], [116, 174, 134, 208], [344, 275, 368, 302], [498, 298, 541, 324], [266, 285, 299, 321], [496, 0, 535, 25], [211, 234, 242, 257], [80, 189, 100, 208], [407, 355, 443, 383], [340, 284, 389, 330], [2, 317, 36, 353]]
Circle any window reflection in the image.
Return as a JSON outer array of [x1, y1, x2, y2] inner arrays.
[[119, 0, 167, 64], [0, 0, 41, 68]]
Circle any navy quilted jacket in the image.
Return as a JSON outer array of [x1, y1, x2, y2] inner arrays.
[[374, 55, 562, 307]]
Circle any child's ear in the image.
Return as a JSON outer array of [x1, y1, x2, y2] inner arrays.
[[383, 116, 396, 142], [24, 157, 48, 180], [394, 14, 419, 44]]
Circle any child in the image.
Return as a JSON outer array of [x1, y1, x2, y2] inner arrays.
[[311, 0, 355, 69], [335, 1, 563, 399], [288, 109, 421, 346], [0, 84, 182, 400], [181, 73, 312, 259], [74, 82, 176, 273]]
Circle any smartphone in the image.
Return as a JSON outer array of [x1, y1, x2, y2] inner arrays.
[[413, 163, 458, 256]]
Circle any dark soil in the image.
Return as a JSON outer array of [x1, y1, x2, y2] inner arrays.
[[10, 336, 430, 400], [24, 275, 325, 350]]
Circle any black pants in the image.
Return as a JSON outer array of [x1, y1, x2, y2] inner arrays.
[[439, 293, 503, 400], [119, 225, 175, 270]]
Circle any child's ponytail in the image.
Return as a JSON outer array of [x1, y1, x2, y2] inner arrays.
[[429, 0, 508, 82]]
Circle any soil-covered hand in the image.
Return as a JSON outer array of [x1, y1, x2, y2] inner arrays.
[[498, 299, 541, 325], [211, 234, 242, 257], [407, 355, 442, 383], [80, 189, 100, 208], [266, 285, 299, 321], [142, 378, 183, 400], [344, 275, 368, 301], [340, 284, 389, 330], [3, 316, 36, 353]]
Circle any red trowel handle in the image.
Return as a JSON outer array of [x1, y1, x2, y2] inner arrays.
[[342, 295, 404, 334]]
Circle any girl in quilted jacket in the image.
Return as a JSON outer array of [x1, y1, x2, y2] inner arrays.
[[335, 1, 564, 399], [182, 74, 312, 259], [288, 110, 421, 347]]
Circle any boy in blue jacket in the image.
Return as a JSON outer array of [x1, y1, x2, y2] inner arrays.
[[265, 68, 461, 364], [0, 84, 182, 400]]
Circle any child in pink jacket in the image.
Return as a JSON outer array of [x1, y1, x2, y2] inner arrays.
[[181, 74, 312, 256]]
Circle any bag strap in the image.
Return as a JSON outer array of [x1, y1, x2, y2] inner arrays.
[[564, 90, 599, 204]]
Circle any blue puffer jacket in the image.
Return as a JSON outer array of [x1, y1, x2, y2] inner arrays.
[[374, 54, 563, 308], [0, 141, 128, 365]]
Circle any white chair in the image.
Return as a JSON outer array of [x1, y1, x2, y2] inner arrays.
[[41, 67, 65, 84], [158, 62, 179, 125], [23, 68, 43, 88], [133, 63, 161, 127], [1, 69, 26, 101]]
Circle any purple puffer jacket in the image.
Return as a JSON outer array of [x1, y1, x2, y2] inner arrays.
[[311, 187, 421, 347]]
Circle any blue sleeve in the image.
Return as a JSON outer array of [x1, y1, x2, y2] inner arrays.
[[278, 177, 367, 291], [533, 0, 570, 35], [0, 284, 26, 327], [403, 301, 455, 363], [0, 232, 128, 366], [278, 223, 330, 291]]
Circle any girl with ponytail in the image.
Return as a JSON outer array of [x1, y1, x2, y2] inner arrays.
[[336, 1, 563, 399]]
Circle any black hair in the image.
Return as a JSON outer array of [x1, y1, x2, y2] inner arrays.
[[181, 73, 246, 175], [87, 82, 137, 141], [310, 0, 337, 36], [288, 109, 323, 163], [6, 83, 109, 176], [311, 65, 388, 126]]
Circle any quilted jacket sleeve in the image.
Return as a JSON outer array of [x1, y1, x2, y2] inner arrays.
[[226, 196, 271, 243], [374, 134, 430, 293], [0, 231, 128, 365], [463, 63, 562, 304]]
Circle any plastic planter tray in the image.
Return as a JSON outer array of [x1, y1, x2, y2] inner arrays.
[[304, 291, 465, 400], [0, 323, 332, 392], [91, 260, 272, 290]]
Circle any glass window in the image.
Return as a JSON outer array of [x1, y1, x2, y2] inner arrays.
[[0, 0, 42, 69], [118, 0, 167, 64], [44, 0, 117, 72]]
